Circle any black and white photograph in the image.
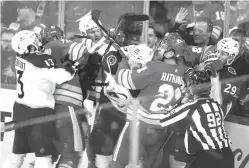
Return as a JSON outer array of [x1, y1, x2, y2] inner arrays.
[[1, 1, 249, 168]]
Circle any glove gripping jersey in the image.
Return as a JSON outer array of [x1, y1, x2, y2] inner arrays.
[[50, 40, 90, 107], [15, 53, 73, 109]]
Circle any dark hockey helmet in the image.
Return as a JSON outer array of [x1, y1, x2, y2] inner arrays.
[[33, 24, 64, 45], [157, 32, 188, 59]]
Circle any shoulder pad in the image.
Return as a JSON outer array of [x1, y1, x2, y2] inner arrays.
[[102, 51, 122, 75]]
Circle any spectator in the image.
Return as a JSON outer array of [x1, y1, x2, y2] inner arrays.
[[1, 1, 19, 27], [174, 1, 224, 43], [1, 29, 16, 84], [192, 17, 216, 47], [149, 1, 173, 36], [176, 17, 216, 47], [147, 24, 162, 51], [230, 0, 249, 36], [9, 2, 44, 31]]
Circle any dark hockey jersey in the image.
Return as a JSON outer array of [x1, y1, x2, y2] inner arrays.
[[115, 59, 186, 113]]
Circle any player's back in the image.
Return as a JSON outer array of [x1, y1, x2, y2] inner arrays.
[[137, 61, 186, 113], [15, 53, 72, 109]]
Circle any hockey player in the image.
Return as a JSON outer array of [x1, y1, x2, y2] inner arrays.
[[85, 50, 129, 168], [198, 37, 249, 117], [158, 78, 234, 168], [34, 23, 119, 168], [2, 30, 75, 168], [33, 24, 91, 168], [118, 66, 234, 168], [77, 12, 109, 51], [109, 33, 191, 168]]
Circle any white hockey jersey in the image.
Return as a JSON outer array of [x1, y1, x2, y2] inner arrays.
[[15, 53, 74, 109]]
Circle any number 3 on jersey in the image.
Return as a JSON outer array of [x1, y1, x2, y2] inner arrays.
[[17, 70, 24, 98], [150, 84, 181, 112]]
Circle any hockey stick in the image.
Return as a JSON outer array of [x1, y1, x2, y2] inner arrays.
[[91, 10, 149, 50], [2, 108, 90, 132], [73, 34, 89, 39], [91, 10, 149, 40]]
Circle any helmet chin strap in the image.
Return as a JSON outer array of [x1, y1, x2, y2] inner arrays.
[[162, 50, 178, 65]]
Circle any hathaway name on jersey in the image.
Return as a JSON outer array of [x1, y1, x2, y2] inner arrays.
[[160, 72, 184, 86]]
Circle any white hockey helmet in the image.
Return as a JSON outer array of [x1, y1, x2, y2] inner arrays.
[[11, 30, 41, 55], [78, 19, 102, 35], [129, 44, 154, 64], [217, 37, 240, 65], [119, 45, 136, 58]]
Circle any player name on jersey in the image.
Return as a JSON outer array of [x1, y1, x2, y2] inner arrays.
[[202, 53, 218, 63], [15, 58, 26, 70], [161, 72, 184, 86]]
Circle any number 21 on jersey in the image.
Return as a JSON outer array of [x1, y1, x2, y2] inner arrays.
[[150, 84, 182, 112], [17, 70, 24, 98]]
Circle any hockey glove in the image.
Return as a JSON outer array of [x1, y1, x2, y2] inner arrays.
[[62, 61, 77, 75]]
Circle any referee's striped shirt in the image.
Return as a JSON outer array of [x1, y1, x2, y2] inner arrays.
[[125, 98, 231, 154]]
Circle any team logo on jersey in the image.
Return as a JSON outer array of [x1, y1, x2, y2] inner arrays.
[[107, 55, 117, 66], [192, 46, 202, 54], [228, 67, 237, 76]]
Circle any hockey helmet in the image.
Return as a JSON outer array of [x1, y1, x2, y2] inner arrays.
[[120, 44, 153, 64], [11, 30, 42, 55], [33, 24, 64, 45], [157, 33, 187, 59], [217, 37, 240, 65]]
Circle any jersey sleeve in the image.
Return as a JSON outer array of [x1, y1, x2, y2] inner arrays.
[[68, 42, 89, 62], [199, 45, 217, 63], [38, 55, 74, 84], [115, 61, 154, 90], [203, 2, 224, 41], [124, 100, 196, 128], [40, 67, 74, 84], [159, 101, 194, 127], [46, 40, 90, 67]]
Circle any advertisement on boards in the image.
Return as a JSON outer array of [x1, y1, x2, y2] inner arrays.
[[225, 122, 249, 168]]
